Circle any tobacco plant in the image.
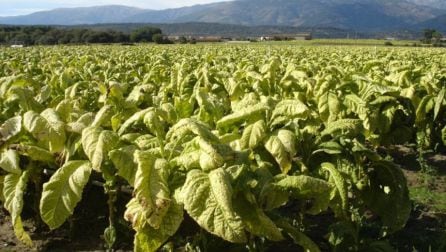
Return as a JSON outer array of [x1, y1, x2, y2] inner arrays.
[[0, 45, 444, 251]]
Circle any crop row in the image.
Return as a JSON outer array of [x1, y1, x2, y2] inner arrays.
[[0, 45, 445, 251]]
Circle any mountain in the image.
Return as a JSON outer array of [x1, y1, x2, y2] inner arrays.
[[418, 14, 446, 32], [0, 0, 445, 32], [0, 5, 146, 25], [125, 0, 442, 31]]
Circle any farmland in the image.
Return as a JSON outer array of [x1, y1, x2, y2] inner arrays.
[[0, 44, 445, 251]]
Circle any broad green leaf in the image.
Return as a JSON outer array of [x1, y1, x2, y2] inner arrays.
[[6, 86, 43, 112], [126, 84, 154, 107], [166, 118, 219, 143], [240, 120, 266, 149], [344, 94, 369, 129], [0, 116, 22, 143], [131, 199, 183, 252], [170, 139, 201, 170], [109, 145, 137, 186], [198, 138, 224, 171], [271, 100, 309, 126], [40, 161, 92, 229], [174, 96, 195, 119], [363, 161, 410, 233], [233, 196, 283, 241], [369, 95, 397, 106], [144, 110, 165, 139], [180, 169, 247, 243], [434, 88, 445, 121], [66, 113, 94, 134], [216, 103, 268, 129], [415, 95, 433, 126], [277, 129, 297, 156], [3, 170, 33, 246], [134, 151, 171, 229], [321, 163, 348, 216], [319, 91, 340, 123], [134, 134, 159, 150], [55, 99, 73, 123], [23, 109, 66, 153], [272, 175, 332, 215], [0, 149, 21, 174], [81, 126, 119, 172], [264, 135, 292, 174], [159, 103, 178, 124], [117, 108, 150, 136], [312, 141, 343, 155], [92, 105, 114, 128], [321, 119, 362, 136], [19, 145, 55, 162], [277, 219, 321, 252]]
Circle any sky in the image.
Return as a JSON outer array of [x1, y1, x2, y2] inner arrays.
[[0, 0, 228, 16]]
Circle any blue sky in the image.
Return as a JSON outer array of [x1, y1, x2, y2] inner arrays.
[[0, 0, 228, 16]]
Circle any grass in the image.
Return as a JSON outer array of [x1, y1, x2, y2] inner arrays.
[[410, 186, 446, 212], [409, 170, 446, 212]]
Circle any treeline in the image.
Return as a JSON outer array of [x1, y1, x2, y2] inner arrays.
[[0, 26, 169, 45], [76, 23, 352, 39]]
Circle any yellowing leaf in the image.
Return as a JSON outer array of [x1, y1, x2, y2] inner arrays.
[[3, 170, 32, 246], [240, 120, 266, 149], [40, 161, 92, 229], [23, 109, 66, 153], [131, 199, 183, 252], [264, 135, 292, 174], [0, 116, 22, 143], [109, 146, 138, 186], [133, 151, 171, 229], [0, 149, 21, 174], [180, 169, 247, 243], [233, 197, 283, 241], [81, 126, 119, 172]]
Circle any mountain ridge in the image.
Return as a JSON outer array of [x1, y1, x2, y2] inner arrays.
[[0, 0, 445, 32]]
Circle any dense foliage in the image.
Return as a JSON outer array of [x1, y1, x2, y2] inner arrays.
[[0, 26, 163, 45], [0, 45, 445, 251]]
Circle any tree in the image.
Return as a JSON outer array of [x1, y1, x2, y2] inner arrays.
[[423, 29, 442, 44], [130, 26, 162, 43], [153, 34, 173, 44], [432, 30, 443, 44], [178, 36, 188, 44], [152, 34, 164, 44], [424, 29, 435, 41], [36, 35, 57, 45]]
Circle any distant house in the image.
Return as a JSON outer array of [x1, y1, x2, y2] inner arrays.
[[171, 36, 223, 42], [260, 33, 312, 41], [167, 36, 182, 41], [195, 36, 222, 42], [295, 33, 312, 40], [226, 40, 251, 44], [10, 40, 25, 48]]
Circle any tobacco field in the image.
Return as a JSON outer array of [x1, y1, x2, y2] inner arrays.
[[0, 45, 445, 251]]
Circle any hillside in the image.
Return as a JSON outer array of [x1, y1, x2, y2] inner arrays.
[[0, 0, 445, 32]]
